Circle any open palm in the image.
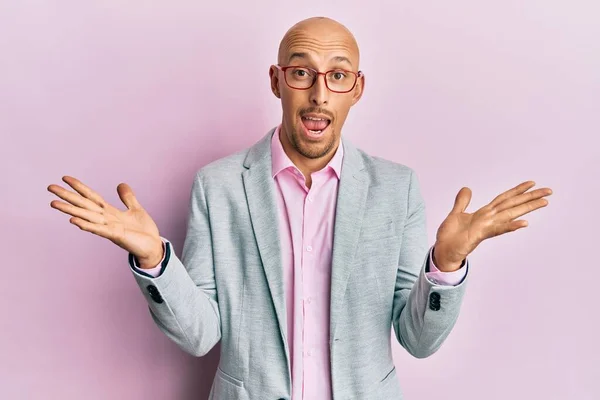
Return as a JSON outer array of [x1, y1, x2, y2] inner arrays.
[[48, 176, 164, 266], [434, 180, 552, 271]]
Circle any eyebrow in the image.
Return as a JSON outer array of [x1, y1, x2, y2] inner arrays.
[[288, 52, 353, 68]]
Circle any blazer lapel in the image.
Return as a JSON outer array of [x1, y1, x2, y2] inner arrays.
[[241, 128, 290, 363], [329, 137, 369, 343]]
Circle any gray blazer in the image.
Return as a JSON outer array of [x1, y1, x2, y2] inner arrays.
[[129, 127, 470, 400]]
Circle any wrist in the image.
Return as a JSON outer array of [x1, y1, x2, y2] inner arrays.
[[432, 245, 464, 272], [137, 240, 165, 269]]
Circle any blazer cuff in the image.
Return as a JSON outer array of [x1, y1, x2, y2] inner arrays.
[[128, 237, 171, 278], [425, 246, 468, 286]]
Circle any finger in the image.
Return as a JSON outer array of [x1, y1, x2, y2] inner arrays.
[[50, 200, 106, 224], [117, 183, 142, 210], [61, 176, 111, 210], [489, 181, 536, 209], [492, 219, 529, 237], [47, 184, 104, 213], [494, 187, 553, 214], [498, 197, 549, 222], [69, 216, 115, 240], [450, 187, 472, 214]]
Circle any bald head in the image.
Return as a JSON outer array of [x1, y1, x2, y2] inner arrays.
[[277, 17, 360, 70]]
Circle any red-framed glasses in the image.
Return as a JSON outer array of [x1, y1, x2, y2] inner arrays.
[[275, 65, 363, 93]]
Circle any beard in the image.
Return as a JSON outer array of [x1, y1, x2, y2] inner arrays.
[[289, 124, 338, 159]]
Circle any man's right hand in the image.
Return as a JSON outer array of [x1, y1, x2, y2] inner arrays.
[[47, 176, 164, 269]]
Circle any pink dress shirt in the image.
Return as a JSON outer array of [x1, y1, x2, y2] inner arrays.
[[132, 126, 467, 399]]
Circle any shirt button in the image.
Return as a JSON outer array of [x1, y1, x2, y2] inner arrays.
[[306, 297, 313, 304], [306, 245, 312, 252], [307, 195, 314, 202], [306, 350, 312, 357]]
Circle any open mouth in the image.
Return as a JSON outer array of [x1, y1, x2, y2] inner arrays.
[[301, 115, 331, 138]]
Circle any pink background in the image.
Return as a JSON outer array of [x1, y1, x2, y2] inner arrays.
[[2, 1, 598, 399]]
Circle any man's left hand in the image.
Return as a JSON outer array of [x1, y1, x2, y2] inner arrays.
[[432, 180, 553, 272]]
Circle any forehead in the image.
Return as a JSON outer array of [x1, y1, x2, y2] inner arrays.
[[279, 27, 359, 68]]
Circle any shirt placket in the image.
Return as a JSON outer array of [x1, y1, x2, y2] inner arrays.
[[301, 174, 323, 400]]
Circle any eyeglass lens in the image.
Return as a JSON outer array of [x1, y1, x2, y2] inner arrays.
[[284, 67, 356, 92]]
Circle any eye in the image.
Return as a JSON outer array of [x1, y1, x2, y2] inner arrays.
[[292, 68, 311, 78], [331, 71, 347, 80]]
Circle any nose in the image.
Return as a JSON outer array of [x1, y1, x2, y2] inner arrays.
[[309, 73, 329, 106]]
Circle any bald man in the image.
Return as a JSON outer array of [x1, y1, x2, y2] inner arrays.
[[48, 16, 552, 400]]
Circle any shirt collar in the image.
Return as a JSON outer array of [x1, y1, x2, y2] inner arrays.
[[271, 125, 344, 179]]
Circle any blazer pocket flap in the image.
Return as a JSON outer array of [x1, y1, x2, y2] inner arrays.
[[360, 219, 396, 241], [216, 366, 244, 388]]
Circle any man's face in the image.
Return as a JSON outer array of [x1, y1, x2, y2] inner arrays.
[[269, 19, 364, 161]]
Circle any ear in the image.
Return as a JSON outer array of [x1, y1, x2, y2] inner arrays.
[[350, 73, 365, 106], [269, 65, 281, 98]]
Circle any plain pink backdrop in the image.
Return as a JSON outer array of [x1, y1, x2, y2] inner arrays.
[[2, 1, 598, 399]]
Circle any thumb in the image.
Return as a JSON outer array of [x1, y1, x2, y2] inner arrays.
[[450, 187, 472, 214], [117, 183, 142, 210]]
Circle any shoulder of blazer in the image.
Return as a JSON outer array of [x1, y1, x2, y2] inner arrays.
[[194, 130, 274, 184], [343, 139, 415, 183]]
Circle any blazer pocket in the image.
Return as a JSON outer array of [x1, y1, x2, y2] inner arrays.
[[360, 220, 396, 242], [379, 365, 396, 384], [371, 365, 401, 398], [216, 366, 244, 388]]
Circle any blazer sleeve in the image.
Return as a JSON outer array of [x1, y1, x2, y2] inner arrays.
[[391, 169, 470, 358], [128, 172, 221, 357]]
